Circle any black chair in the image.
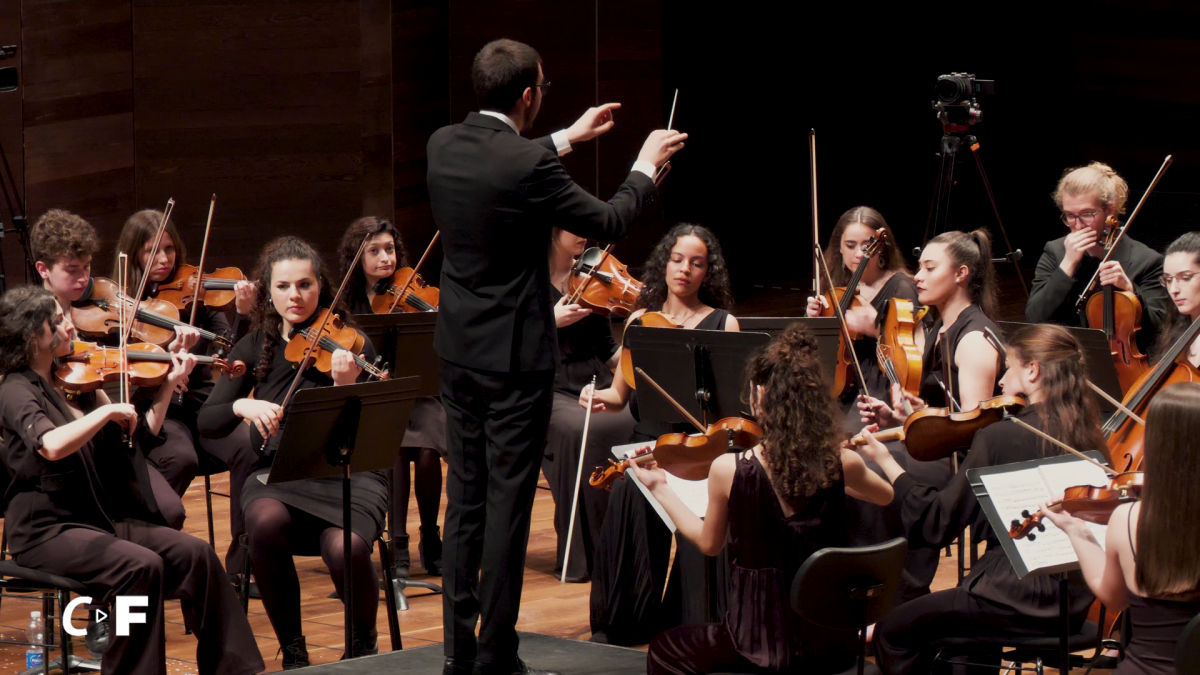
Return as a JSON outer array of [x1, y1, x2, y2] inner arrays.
[[1177, 612, 1200, 675]]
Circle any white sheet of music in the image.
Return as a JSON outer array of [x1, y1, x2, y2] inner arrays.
[[979, 459, 1109, 577], [611, 442, 709, 532]]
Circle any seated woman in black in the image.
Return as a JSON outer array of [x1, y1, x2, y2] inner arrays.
[[859, 323, 1105, 674], [0, 286, 261, 675], [198, 236, 385, 668], [635, 323, 893, 674], [1048, 382, 1200, 675], [583, 223, 738, 645], [542, 227, 635, 582], [338, 216, 447, 578]]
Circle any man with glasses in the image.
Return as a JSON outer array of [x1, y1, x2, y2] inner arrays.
[[1025, 161, 1170, 355], [427, 38, 686, 675]]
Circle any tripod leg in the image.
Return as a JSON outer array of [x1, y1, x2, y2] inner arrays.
[[970, 141, 1029, 297]]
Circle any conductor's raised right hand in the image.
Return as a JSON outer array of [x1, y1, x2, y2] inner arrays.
[[638, 129, 687, 168]]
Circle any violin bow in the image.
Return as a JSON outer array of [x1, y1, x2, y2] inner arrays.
[[267, 233, 372, 453], [814, 244, 870, 400], [809, 129, 820, 295], [653, 89, 679, 188], [561, 375, 597, 584], [188, 194, 218, 326], [1075, 155, 1173, 310], [121, 198, 175, 347], [634, 366, 705, 433], [876, 343, 914, 416], [117, 253, 134, 447], [567, 243, 614, 306], [1003, 414, 1117, 477], [387, 231, 440, 314]]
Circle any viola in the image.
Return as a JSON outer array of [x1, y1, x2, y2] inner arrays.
[[851, 394, 1027, 462], [55, 340, 246, 393], [1008, 471, 1143, 541], [589, 416, 763, 489], [878, 298, 924, 399], [1083, 218, 1149, 394], [567, 246, 643, 318], [71, 277, 234, 351], [818, 229, 888, 397], [285, 308, 390, 380], [154, 264, 247, 313], [619, 311, 680, 389], [370, 268, 439, 313]]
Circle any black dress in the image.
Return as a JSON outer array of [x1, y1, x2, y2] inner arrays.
[[873, 405, 1097, 675], [196, 324, 388, 546], [542, 284, 635, 581], [919, 303, 1003, 409], [646, 451, 851, 674], [841, 272, 921, 427], [589, 307, 731, 644]]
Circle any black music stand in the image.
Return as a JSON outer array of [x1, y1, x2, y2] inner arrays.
[[355, 312, 439, 397], [736, 317, 841, 388], [265, 376, 419, 650], [999, 322, 1122, 416]]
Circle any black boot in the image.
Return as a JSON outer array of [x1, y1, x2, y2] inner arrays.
[[281, 636, 310, 670], [393, 533, 411, 579], [420, 525, 442, 576], [341, 627, 379, 659]]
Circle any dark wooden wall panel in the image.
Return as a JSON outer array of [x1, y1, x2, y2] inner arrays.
[[0, 0, 26, 288], [22, 0, 134, 250], [132, 0, 362, 274]]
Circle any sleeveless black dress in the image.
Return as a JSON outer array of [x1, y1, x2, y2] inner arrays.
[[919, 304, 1002, 409]]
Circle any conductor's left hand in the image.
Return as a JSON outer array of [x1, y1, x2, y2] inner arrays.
[[566, 103, 621, 145]]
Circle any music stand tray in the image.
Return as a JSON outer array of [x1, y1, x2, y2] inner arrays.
[[624, 326, 771, 426], [355, 312, 439, 397], [736, 317, 841, 387], [998, 322, 1122, 415]]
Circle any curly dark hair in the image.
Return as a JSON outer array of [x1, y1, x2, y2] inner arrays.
[[338, 216, 408, 307], [744, 323, 843, 507], [112, 209, 189, 289], [1150, 232, 1200, 364], [249, 236, 353, 380], [638, 224, 733, 312], [30, 209, 98, 266], [0, 286, 59, 374]]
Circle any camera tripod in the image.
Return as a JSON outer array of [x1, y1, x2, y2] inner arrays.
[[920, 130, 1029, 298]]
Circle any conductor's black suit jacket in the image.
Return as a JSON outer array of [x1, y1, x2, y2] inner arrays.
[[427, 112, 656, 373]]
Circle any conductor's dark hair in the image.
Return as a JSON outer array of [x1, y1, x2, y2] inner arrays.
[[472, 38, 542, 112]]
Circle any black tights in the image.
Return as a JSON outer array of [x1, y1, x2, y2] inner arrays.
[[392, 447, 442, 534], [244, 498, 378, 643]]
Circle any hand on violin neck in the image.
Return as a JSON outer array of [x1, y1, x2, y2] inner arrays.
[[234, 280, 256, 316], [1038, 498, 1086, 535], [851, 428, 891, 465], [330, 348, 361, 386], [168, 325, 201, 353], [626, 454, 665, 491], [1098, 260, 1133, 293], [565, 103, 621, 145], [166, 352, 197, 391]]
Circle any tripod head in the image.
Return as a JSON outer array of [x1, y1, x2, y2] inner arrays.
[[933, 73, 993, 134]]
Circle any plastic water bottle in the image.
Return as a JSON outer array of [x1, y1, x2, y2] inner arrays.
[[25, 610, 44, 669]]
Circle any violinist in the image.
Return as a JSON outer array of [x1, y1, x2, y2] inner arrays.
[[585, 223, 738, 646], [337, 216, 447, 579], [1149, 232, 1200, 367], [1025, 161, 1169, 353], [197, 236, 386, 667], [859, 324, 1106, 674], [542, 228, 634, 582], [113, 209, 260, 566], [806, 206, 919, 421], [635, 323, 892, 674], [0, 286, 262, 675], [29, 208, 188, 529], [1042, 382, 1200, 675]]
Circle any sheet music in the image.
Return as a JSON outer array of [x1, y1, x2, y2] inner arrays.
[[610, 442, 709, 531], [979, 468, 1079, 574], [1036, 460, 1110, 551]]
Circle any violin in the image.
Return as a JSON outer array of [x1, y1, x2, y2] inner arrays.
[[1008, 471, 1143, 540], [619, 311, 681, 389], [590, 418, 762, 489], [1082, 216, 1149, 393], [71, 277, 234, 351], [818, 229, 887, 397], [1104, 314, 1200, 473], [850, 394, 1027, 462], [567, 246, 643, 318], [878, 298, 924, 399], [154, 264, 247, 313], [55, 340, 246, 393], [285, 308, 391, 380], [370, 268, 439, 313]]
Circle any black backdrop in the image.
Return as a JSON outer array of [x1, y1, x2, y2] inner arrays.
[[657, 1, 1200, 299]]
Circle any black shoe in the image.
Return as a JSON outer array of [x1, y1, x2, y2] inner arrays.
[[281, 636, 310, 670], [340, 627, 378, 659], [420, 525, 442, 576], [474, 657, 561, 675], [444, 657, 473, 675], [85, 612, 110, 656], [393, 533, 411, 579]]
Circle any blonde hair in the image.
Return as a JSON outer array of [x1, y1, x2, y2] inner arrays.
[[1052, 161, 1129, 216]]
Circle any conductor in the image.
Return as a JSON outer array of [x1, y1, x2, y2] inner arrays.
[[427, 38, 685, 675]]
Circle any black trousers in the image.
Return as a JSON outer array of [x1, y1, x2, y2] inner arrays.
[[439, 359, 554, 667], [15, 520, 262, 675]]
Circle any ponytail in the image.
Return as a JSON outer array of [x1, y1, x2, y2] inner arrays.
[[927, 228, 999, 320]]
